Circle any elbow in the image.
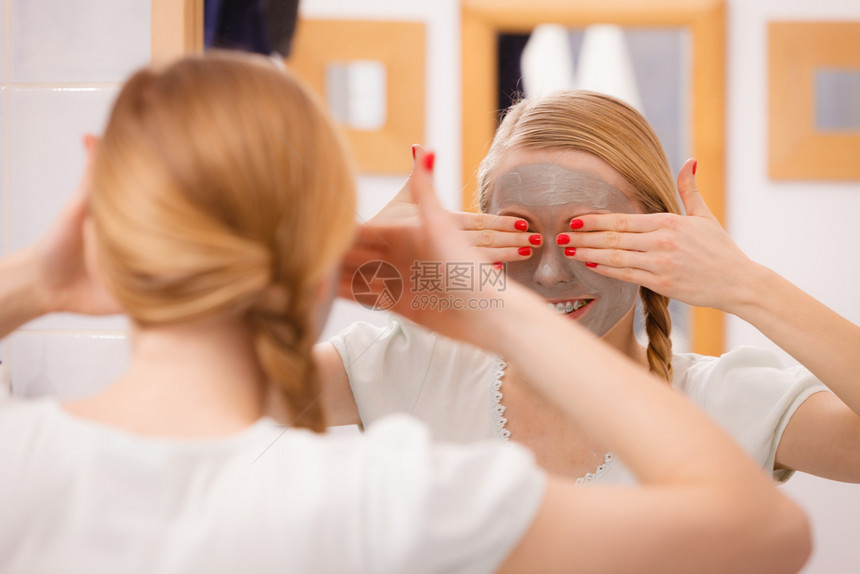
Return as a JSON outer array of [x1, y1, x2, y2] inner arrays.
[[774, 498, 812, 574], [751, 495, 812, 574], [713, 488, 811, 574]]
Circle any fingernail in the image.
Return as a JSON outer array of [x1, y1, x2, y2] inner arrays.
[[570, 218, 584, 230], [556, 234, 570, 245], [514, 220, 528, 231], [492, 262, 503, 270], [423, 152, 435, 171], [692, 160, 698, 176], [412, 145, 417, 160], [528, 234, 542, 246], [517, 247, 531, 257], [586, 262, 598, 268], [564, 247, 576, 257]]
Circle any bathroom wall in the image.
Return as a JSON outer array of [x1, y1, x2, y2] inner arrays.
[[0, 0, 150, 396], [2, 1, 858, 572], [726, 2, 860, 573]]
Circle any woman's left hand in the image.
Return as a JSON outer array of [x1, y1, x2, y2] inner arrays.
[[558, 159, 755, 312]]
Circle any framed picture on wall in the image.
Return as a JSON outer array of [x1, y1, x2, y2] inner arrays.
[[769, 21, 860, 180]]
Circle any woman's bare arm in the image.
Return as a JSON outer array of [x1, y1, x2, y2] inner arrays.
[[314, 342, 360, 427], [0, 136, 119, 341], [407, 148, 810, 574], [561, 160, 860, 482]]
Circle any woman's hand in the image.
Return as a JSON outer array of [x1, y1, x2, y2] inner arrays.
[[558, 159, 755, 312], [0, 135, 120, 339], [31, 135, 120, 317], [338, 147, 521, 347], [339, 145, 536, 292]]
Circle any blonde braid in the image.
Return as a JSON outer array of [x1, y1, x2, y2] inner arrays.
[[641, 288, 673, 382], [251, 294, 326, 432]]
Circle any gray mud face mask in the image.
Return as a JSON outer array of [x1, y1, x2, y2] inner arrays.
[[490, 163, 639, 336]]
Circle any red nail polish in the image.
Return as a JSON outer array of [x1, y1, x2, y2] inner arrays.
[[564, 247, 576, 257], [492, 262, 503, 270], [586, 262, 598, 268], [517, 247, 531, 257], [570, 218, 584, 230], [556, 234, 570, 245], [692, 160, 698, 176], [529, 234, 542, 246], [514, 220, 528, 231], [423, 152, 435, 171], [412, 145, 416, 160]]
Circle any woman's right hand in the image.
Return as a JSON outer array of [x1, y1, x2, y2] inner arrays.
[[339, 145, 537, 291], [31, 135, 120, 317], [336, 147, 526, 347], [0, 136, 120, 339]]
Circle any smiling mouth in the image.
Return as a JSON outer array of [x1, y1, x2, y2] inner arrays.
[[547, 299, 593, 316]]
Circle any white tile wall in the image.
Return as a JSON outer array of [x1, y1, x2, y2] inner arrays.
[[9, 332, 129, 398], [9, 87, 118, 249], [0, 87, 6, 364], [9, 0, 150, 83], [8, 87, 129, 332], [0, 89, 5, 245], [1, 0, 6, 367], [1, 0, 7, 82], [3, 0, 149, 396]]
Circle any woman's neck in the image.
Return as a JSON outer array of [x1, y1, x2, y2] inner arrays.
[[63, 316, 270, 438], [602, 305, 649, 369]]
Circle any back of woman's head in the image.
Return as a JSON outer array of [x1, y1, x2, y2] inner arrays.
[[90, 52, 356, 430], [477, 91, 681, 382]]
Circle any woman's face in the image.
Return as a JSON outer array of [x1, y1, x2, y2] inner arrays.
[[489, 149, 641, 337]]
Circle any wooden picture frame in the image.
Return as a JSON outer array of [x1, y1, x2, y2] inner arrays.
[[769, 22, 860, 180], [287, 20, 425, 174], [462, 0, 727, 356], [151, 0, 203, 63]]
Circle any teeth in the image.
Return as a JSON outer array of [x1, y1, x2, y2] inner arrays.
[[549, 300, 589, 314]]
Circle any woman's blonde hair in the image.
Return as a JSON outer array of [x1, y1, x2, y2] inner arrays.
[[477, 91, 681, 382], [90, 52, 356, 430]]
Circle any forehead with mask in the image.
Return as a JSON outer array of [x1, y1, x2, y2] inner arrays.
[[489, 162, 640, 337]]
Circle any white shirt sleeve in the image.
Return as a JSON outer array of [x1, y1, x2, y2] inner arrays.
[[360, 415, 547, 574], [329, 318, 437, 421], [329, 319, 504, 442], [674, 346, 829, 482]]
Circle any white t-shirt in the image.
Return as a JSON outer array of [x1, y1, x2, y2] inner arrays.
[[331, 318, 829, 484], [0, 398, 545, 574]]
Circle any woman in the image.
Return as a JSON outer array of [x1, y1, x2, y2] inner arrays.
[[0, 54, 808, 573], [326, 91, 860, 485]]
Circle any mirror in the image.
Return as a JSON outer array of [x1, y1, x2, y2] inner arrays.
[[152, 0, 726, 355]]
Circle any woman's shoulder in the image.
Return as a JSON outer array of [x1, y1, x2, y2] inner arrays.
[[0, 396, 61, 434], [672, 346, 801, 385], [671, 346, 827, 413]]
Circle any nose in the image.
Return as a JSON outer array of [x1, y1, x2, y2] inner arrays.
[[533, 246, 574, 288]]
